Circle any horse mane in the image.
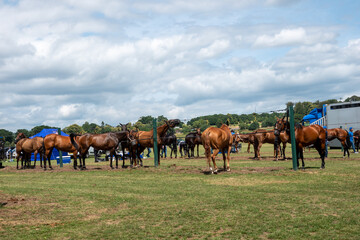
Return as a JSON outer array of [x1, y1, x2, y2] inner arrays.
[[295, 123, 303, 129]]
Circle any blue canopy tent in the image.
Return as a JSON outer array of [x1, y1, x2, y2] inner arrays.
[[301, 108, 323, 124], [30, 129, 69, 161]]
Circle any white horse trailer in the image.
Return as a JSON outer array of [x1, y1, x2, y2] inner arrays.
[[312, 101, 360, 148]]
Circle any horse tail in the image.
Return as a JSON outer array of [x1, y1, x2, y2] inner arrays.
[[345, 130, 351, 148], [70, 133, 79, 150]]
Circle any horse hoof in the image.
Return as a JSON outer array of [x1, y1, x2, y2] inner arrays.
[[226, 168, 231, 172]]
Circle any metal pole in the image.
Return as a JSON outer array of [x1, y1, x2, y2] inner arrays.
[[153, 118, 159, 167], [289, 105, 297, 171], [58, 128, 63, 168]]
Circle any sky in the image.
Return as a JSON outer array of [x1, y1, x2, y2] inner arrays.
[[1, 0, 360, 131]]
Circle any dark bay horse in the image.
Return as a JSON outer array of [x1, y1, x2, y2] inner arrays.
[[70, 131, 132, 169], [161, 133, 178, 158], [274, 117, 326, 169], [15, 133, 44, 169], [44, 134, 81, 170], [354, 130, 360, 152], [327, 128, 350, 157], [201, 124, 233, 174], [130, 119, 181, 166], [185, 128, 202, 158]]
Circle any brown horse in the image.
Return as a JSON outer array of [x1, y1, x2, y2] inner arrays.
[[274, 117, 326, 169], [201, 124, 233, 174], [185, 128, 202, 158], [253, 130, 288, 160], [70, 131, 132, 169], [327, 128, 350, 157], [161, 133, 178, 158], [235, 131, 264, 159], [354, 130, 360, 152], [43, 134, 81, 169], [15, 133, 44, 169], [130, 119, 181, 166]]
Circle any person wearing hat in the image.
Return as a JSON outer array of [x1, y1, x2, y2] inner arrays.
[[349, 127, 358, 154], [323, 126, 328, 158]]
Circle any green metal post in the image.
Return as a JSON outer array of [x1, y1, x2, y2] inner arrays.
[[153, 118, 159, 167], [289, 105, 297, 171], [58, 128, 63, 168]]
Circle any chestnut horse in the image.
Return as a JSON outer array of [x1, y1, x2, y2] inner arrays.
[[201, 124, 233, 174], [253, 130, 288, 161], [130, 119, 181, 166], [327, 128, 350, 157], [15, 133, 44, 169], [70, 131, 132, 169], [274, 117, 326, 169], [43, 134, 81, 170], [185, 128, 202, 158]]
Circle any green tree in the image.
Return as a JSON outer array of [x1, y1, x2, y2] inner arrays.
[[138, 116, 153, 125], [82, 122, 99, 133], [344, 95, 360, 102], [248, 121, 259, 131], [15, 129, 30, 138], [0, 129, 14, 143], [157, 115, 168, 125], [63, 124, 84, 135], [30, 125, 55, 136]]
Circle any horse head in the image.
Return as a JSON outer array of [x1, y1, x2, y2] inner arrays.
[[15, 132, 26, 144], [119, 123, 130, 132], [274, 116, 287, 136], [128, 130, 139, 147], [166, 119, 181, 128]]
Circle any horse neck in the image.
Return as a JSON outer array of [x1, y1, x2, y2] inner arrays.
[[157, 123, 169, 136], [113, 131, 128, 141], [220, 124, 230, 132]]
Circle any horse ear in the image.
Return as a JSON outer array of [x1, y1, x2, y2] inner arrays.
[[282, 116, 285, 120]]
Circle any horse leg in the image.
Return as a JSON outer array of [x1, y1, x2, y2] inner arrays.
[[197, 144, 199, 158], [73, 151, 78, 170], [299, 147, 305, 169], [115, 152, 119, 169], [317, 143, 326, 169], [122, 148, 126, 168], [16, 154, 20, 169], [157, 145, 161, 165], [222, 149, 226, 170], [226, 146, 231, 171], [211, 149, 219, 174], [204, 146, 212, 173], [33, 151, 38, 168], [257, 143, 262, 160]]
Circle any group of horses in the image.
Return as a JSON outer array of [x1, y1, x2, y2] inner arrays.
[[15, 120, 181, 170], [13, 116, 356, 173], [233, 117, 355, 170]]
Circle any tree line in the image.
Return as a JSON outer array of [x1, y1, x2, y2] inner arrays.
[[1, 96, 359, 147]]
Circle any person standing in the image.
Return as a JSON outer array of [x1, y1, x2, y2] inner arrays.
[[146, 147, 151, 158], [349, 127, 358, 154]]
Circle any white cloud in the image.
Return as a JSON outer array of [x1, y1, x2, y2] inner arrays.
[[253, 28, 336, 47], [0, 1, 359, 132]]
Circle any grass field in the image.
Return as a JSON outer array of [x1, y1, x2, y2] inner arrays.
[[1, 144, 360, 239]]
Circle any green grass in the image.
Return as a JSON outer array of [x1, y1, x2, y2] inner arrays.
[[1, 144, 360, 239]]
